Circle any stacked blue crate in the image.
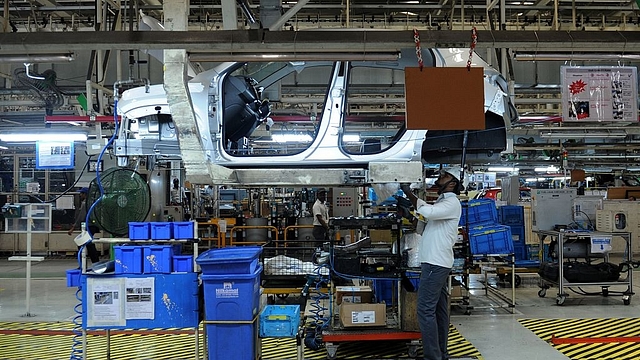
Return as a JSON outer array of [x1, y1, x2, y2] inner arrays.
[[498, 205, 539, 266], [460, 199, 498, 227]]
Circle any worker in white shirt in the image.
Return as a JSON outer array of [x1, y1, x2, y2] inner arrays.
[[401, 169, 462, 360], [312, 188, 330, 247]]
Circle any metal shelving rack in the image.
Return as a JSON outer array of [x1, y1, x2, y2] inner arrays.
[[79, 236, 201, 360], [535, 230, 633, 305]]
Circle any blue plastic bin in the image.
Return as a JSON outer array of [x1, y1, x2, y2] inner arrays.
[[510, 225, 526, 245], [66, 269, 81, 287], [143, 245, 173, 273], [150, 222, 172, 240], [498, 205, 525, 226], [172, 221, 195, 239], [373, 280, 395, 306], [201, 265, 262, 321], [460, 199, 498, 226], [206, 322, 257, 360], [513, 243, 528, 261], [129, 222, 150, 240], [196, 246, 262, 275], [259, 305, 301, 338], [469, 225, 514, 255], [114, 245, 143, 274], [172, 255, 194, 273]]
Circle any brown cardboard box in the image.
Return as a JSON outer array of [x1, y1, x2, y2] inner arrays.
[[340, 303, 386, 328], [335, 286, 373, 305], [400, 288, 419, 331], [451, 285, 463, 298]]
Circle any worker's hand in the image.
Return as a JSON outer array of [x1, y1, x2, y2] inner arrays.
[[400, 183, 412, 195], [67, 229, 74, 236]]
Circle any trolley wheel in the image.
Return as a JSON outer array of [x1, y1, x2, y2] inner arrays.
[[623, 295, 631, 305], [498, 274, 506, 281], [408, 345, 419, 359], [556, 295, 566, 306], [538, 288, 547, 298], [602, 287, 609, 297], [514, 275, 522, 288], [325, 343, 338, 360]]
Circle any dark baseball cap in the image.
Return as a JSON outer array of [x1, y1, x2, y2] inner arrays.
[[79, 187, 89, 194]]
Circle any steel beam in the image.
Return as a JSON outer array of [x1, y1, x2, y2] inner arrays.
[[1, 30, 640, 53]]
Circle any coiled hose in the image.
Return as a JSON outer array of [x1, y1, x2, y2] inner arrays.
[[304, 262, 331, 351]]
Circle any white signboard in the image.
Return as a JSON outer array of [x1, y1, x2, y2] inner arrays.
[[561, 66, 638, 122], [125, 277, 155, 320], [87, 277, 126, 327]]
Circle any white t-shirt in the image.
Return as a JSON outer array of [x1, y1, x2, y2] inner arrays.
[[312, 199, 329, 226], [415, 192, 462, 268]]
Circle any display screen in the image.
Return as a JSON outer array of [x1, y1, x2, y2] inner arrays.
[[35, 141, 75, 170]]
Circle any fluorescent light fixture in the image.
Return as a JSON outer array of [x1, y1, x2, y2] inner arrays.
[[535, 166, 559, 173], [272, 133, 313, 143], [525, 178, 538, 182], [0, 132, 87, 142], [540, 132, 627, 139], [343, 134, 361, 142], [538, 177, 547, 181], [515, 53, 640, 62], [399, 11, 418, 16], [487, 167, 519, 172], [0, 145, 7, 150]]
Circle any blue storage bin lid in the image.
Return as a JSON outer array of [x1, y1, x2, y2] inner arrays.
[[200, 265, 263, 280], [196, 246, 263, 264]]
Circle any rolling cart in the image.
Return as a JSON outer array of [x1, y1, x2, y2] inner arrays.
[[535, 230, 633, 305]]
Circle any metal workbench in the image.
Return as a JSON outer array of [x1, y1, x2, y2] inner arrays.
[[535, 230, 633, 305]]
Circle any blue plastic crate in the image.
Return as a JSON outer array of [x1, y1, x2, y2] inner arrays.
[[459, 199, 498, 226], [66, 269, 81, 287], [259, 305, 301, 338], [201, 265, 262, 321], [172, 255, 194, 273], [172, 221, 195, 239], [114, 245, 143, 274], [498, 205, 525, 226], [150, 222, 172, 240], [373, 280, 396, 306], [206, 322, 257, 360], [469, 225, 514, 255], [143, 245, 173, 273], [509, 225, 526, 245], [513, 243, 528, 261], [82, 273, 199, 329], [196, 246, 262, 275], [128, 222, 150, 240]]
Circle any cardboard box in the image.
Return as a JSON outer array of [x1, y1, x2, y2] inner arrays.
[[400, 288, 419, 331], [451, 285, 463, 298], [340, 303, 386, 328], [335, 286, 373, 305]]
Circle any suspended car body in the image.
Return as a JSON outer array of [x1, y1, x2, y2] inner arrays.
[[114, 48, 517, 183]]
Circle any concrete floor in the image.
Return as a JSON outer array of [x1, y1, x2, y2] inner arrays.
[[2, 258, 640, 360]]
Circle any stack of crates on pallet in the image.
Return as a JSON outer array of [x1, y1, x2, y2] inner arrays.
[[461, 199, 514, 256], [498, 205, 526, 260]]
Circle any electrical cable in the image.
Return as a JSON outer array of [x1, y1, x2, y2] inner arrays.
[[70, 99, 120, 360]]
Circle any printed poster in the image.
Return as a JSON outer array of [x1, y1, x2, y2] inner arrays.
[[561, 66, 638, 122], [87, 277, 126, 327], [125, 277, 155, 320]]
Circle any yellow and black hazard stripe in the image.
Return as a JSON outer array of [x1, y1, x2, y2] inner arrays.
[[519, 318, 640, 360], [0, 321, 481, 359]]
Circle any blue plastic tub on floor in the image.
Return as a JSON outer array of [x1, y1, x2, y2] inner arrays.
[[206, 322, 257, 360], [201, 265, 262, 321], [196, 246, 262, 275]]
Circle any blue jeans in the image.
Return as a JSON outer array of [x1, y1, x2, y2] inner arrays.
[[418, 263, 451, 360]]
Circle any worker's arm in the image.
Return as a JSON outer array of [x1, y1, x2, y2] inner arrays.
[[316, 214, 329, 229], [415, 197, 460, 220], [400, 184, 418, 208], [68, 201, 86, 235]]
